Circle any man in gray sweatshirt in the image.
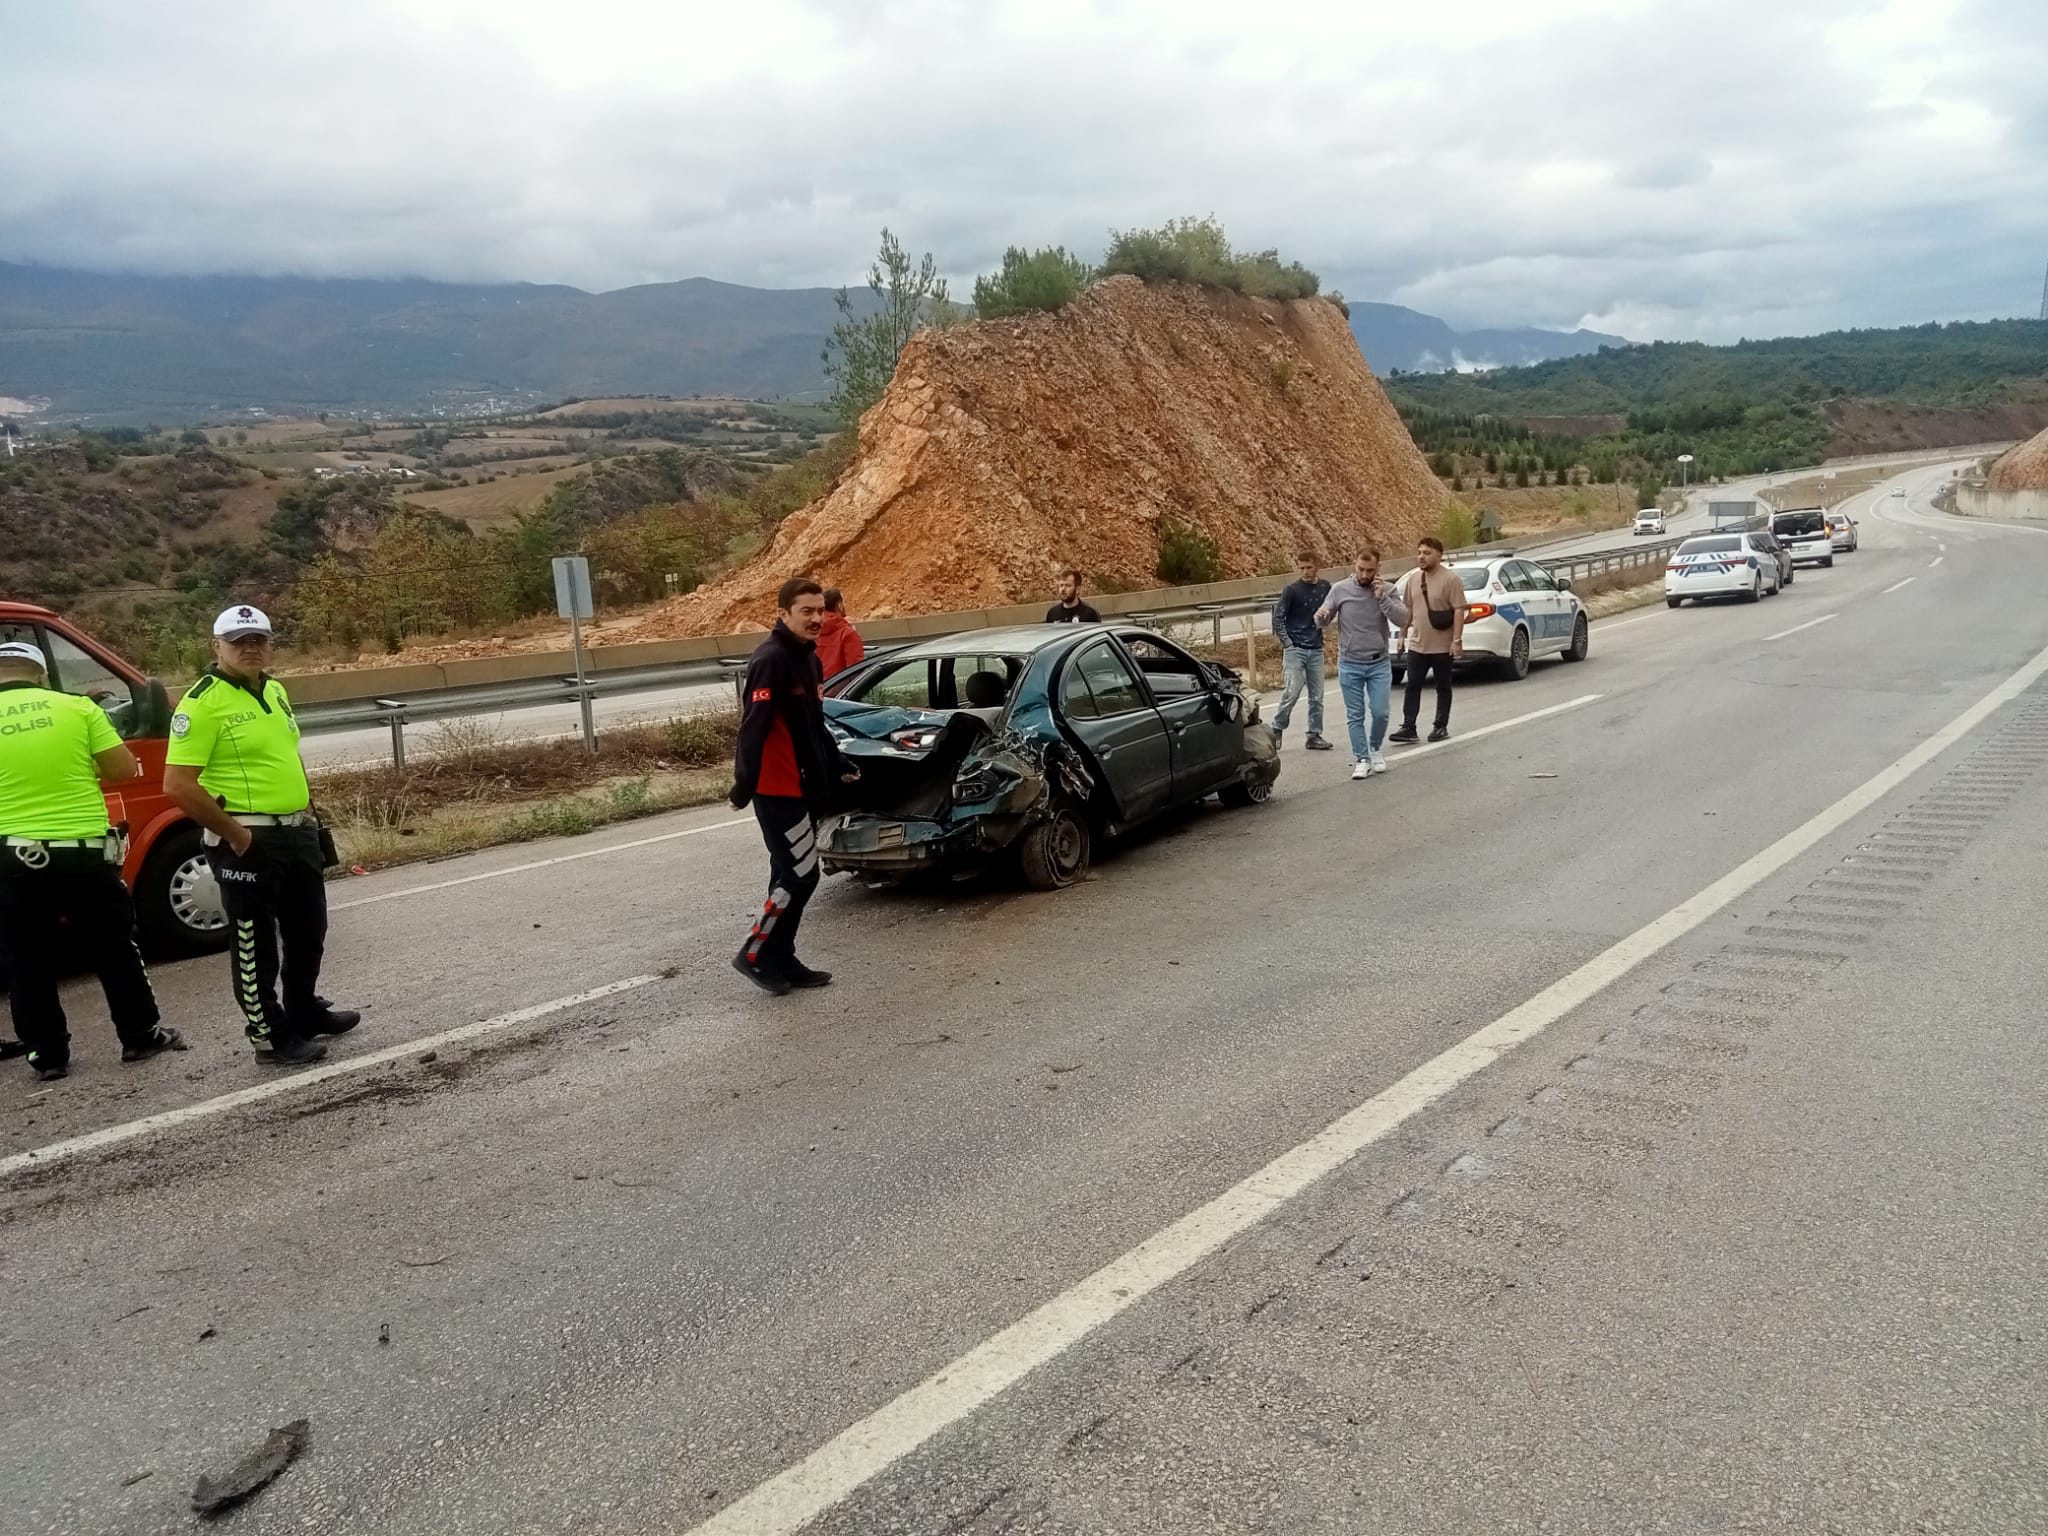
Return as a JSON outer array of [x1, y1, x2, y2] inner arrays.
[[1315, 548, 1409, 779]]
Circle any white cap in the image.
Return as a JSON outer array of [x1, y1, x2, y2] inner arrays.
[[0, 640, 47, 670], [212, 604, 274, 640]]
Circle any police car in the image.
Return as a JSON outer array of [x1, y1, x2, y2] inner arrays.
[[1664, 532, 1782, 606], [1390, 555, 1591, 683]]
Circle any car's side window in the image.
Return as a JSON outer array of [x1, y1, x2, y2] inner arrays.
[[1073, 642, 1147, 717], [44, 629, 143, 739], [1059, 660, 1100, 720], [857, 659, 934, 710], [1509, 561, 1548, 592], [1119, 634, 1207, 698]]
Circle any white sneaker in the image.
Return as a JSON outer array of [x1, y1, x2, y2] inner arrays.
[[1369, 752, 1390, 775], [1351, 760, 1370, 781]]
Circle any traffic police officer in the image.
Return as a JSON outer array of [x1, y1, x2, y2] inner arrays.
[[0, 639, 184, 1081], [162, 605, 357, 1066]]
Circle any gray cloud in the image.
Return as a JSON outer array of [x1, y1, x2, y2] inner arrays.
[[2, 0, 2044, 340]]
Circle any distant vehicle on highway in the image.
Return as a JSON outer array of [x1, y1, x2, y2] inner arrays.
[[1665, 533, 1782, 606], [1826, 511, 1860, 553], [1769, 507, 1835, 568], [818, 625, 1278, 890], [1391, 555, 1589, 684], [0, 600, 224, 953], [1633, 508, 1666, 536]]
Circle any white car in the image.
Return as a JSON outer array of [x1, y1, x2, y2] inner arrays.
[[1665, 533, 1781, 606], [1633, 508, 1666, 536], [1827, 512, 1859, 552], [1391, 555, 1590, 683]]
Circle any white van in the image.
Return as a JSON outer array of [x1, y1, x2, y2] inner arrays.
[[1633, 508, 1666, 536]]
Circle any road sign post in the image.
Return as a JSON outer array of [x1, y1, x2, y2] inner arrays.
[[553, 556, 597, 755]]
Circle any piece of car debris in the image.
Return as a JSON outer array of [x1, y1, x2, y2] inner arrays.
[[190, 1418, 309, 1519], [1528, 772, 1559, 779]]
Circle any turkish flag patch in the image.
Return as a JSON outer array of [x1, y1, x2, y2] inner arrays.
[[750, 688, 772, 703]]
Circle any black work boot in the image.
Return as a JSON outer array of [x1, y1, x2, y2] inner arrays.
[[259, 1036, 329, 1067], [1387, 725, 1420, 744], [785, 961, 834, 989], [122, 1027, 189, 1063], [732, 952, 793, 996], [306, 1008, 361, 1037], [26, 1050, 67, 1082]]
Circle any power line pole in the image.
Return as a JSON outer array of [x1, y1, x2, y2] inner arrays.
[[2039, 259, 2048, 322]]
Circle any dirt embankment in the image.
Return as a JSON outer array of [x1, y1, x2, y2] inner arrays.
[[1988, 424, 2048, 492], [1823, 399, 2048, 458], [609, 276, 1448, 640]]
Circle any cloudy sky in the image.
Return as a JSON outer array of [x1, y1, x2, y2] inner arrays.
[[5, 0, 2043, 341]]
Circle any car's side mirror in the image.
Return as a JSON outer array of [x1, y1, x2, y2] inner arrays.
[[1555, 575, 1573, 593]]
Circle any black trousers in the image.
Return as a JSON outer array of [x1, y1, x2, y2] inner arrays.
[[1402, 650, 1456, 731], [209, 825, 328, 1048], [0, 847, 160, 1069], [740, 795, 820, 972]]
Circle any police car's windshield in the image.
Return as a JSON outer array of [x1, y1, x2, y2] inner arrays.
[[1678, 537, 1741, 555]]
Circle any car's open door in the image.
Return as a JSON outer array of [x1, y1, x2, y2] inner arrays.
[[1056, 640, 1172, 828]]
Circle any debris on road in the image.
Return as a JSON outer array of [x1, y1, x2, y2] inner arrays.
[[119, 1470, 153, 1488], [417, 1050, 438, 1064], [378, 1323, 391, 1346], [189, 1418, 309, 1519]]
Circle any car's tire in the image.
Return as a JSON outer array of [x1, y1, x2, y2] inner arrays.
[[1497, 627, 1531, 680], [1563, 613, 1590, 661], [1823, 556, 1835, 568], [134, 824, 230, 955], [1220, 776, 1274, 809], [1666, 597, 1682, 609], [1018, 802, 1091, 891], [1746, 575, 1763, 603]]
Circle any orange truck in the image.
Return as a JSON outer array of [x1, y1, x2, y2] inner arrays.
[[0, 599, 227, 953]]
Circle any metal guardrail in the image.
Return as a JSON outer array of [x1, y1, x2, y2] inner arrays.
[[299, 534, 1693, 765]]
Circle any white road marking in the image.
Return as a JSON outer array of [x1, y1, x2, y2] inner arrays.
[[331, 817, 752, 911], [1883, 577, 1918, 594], [1929, 556, 1944, 569], [0, 976, 663, 1180], [1595, 609, 1670, 632], [680, 636, 2048, 1536], [1386, 693, 1601, 759], [1764, 614, 1838, 642]]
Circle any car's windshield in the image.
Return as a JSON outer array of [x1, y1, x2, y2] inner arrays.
[[1773, 511, 1826, 536], [1678, 537, 1741, 555], [845, 652, 1026, 712], [1635, 512, 1659, 521]]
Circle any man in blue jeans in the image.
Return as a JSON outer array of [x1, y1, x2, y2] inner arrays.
[[1268, 552, 1332, 751], [1315, 548, 1409, 781]]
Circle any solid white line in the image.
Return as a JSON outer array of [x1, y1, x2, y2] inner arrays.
[[1387, 693, 1601, 759], [331, 817, 752, 910], [681, 637, 2048, 1536], [0, 975, 663, 1180], [1883, 577, 1917, 595], [1764, 613, 1837, 642], [1929, 556, 1944, 569], [1595, 609, 1669, 633]]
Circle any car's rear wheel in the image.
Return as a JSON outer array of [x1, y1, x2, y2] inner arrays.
[[1823, 555, 1835, 567], [1220, 776, 1273, 809], [1563, 613, 1590, 661], [1019, 802, 1090, 891], [1746, 575, 1763, 603], [1667, 596, 1682, 609], [1497, 627, 1531, 680], [135, 824, 229, 955]]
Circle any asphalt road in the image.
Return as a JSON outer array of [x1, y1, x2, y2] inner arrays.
[[7, 459, 2047, 1533]]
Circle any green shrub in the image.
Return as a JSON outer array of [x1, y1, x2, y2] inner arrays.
[[1438, 502, 1478, 550], [661, 707, 740, 767], [972, 245, 1093, 318], [1157, 518, 1224, 585], [1101, 215, 1239, 287], [1233, 249, 1320, 300], [1270, 357, 1295, 393]]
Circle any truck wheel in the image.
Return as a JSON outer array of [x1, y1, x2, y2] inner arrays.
[[135, 825, 230, 955], [1019, 803, 1090, 891]]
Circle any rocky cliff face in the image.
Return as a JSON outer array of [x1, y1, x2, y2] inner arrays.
[[1989, 423, 2048, 492], [614, 276, 1448, 639]]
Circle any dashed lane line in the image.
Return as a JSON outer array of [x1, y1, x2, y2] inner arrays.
[[1884, 577, 1918, 595], [0, 976, 664, 1181], [1764, 614, 1838, 642], [680, 639, 2048, 1536]]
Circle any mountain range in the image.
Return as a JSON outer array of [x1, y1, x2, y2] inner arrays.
[[0, 262, 1625, 422]]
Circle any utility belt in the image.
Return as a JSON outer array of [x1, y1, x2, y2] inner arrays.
[[3, 828, 128, 870], [205, 806, 338, 870]]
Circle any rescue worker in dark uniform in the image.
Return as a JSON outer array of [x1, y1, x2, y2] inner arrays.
[[161, 606, 357, 1066], [0, 639, 184, 1081], [729, 578, 861, 995]]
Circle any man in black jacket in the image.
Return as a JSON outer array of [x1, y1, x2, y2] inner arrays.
[[729, 578, 860, 995], [1269, 552, 1333, 750]]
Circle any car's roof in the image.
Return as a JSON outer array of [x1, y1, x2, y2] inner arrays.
[[882, 624, 1114, 660]]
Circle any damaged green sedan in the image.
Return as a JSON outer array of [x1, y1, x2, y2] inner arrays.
[[819, 624, 1280, 890]]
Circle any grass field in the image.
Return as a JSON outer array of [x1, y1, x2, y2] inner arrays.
[[401, 462, 588, 529]]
